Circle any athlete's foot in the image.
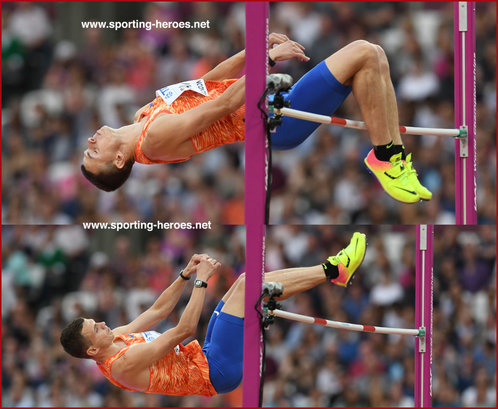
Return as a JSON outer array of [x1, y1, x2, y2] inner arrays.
[[404, 153, 432, 201], [324, 232, 366, 287], [364, 149, 420, 204], [262, 281, 284, 298]]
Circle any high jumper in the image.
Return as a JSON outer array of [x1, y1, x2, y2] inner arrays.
[[60, 233, 366, 396], [82, 33, 430, 204]]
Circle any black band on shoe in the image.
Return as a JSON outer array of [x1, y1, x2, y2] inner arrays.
[[322, 261, 339, 279]]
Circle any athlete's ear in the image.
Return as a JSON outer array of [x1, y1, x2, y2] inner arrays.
[[87, 346, 98, 357], [114, 151, 126, 169]]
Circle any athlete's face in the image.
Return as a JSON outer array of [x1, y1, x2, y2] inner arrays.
[[81, 318, 114, 353], [82, 126, 119, 174]]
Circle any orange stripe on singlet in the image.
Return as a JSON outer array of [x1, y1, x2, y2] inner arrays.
[[135, 79, 245, 164]]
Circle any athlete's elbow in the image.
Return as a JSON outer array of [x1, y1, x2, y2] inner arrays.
[[214, 94, 233, 117], [176, 322, 196, 339]]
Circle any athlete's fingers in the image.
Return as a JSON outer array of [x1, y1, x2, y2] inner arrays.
[[293, 41, 306, 51], [274, 34, 289, 44], [285, 40, 304, 50], [291, 49, 309, 61], [196, 255, 210, 264], [269, 33, 289, 46], [192, 253, 208, 262], [293, 43, 309, 60], [270, 40, 309, 63]]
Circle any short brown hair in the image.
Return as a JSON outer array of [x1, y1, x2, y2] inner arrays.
[[81, 159, 134, 192], [60, 317, 91, 359]]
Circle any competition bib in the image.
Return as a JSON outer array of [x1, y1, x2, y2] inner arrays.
[[142, 330, 161, 342], [142, 331, 180, 354], [156, 79, 209, 105]]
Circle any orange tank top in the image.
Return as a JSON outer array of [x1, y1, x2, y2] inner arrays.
[[135, 79, 245, 164], [97, 332, 216, 397]]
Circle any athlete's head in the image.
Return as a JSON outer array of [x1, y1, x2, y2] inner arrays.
[[81, 126, 135, 191], [60, 317, 114, 359]]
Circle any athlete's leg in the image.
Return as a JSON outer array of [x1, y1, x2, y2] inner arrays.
[[204, 266, 327, 393], [221, 232, 366, 318], [324, 41, 432, 201], [374, 45, 403, 146], [203, 311, 244, 394], [271, 61, 352, 150], [272, 41, 430, 202], [324, 40, 399, 146], [204, 232, 366, 393], [202, 267, 321, 394], [203, 274, 245, 347], [272, 40, 396, 149]]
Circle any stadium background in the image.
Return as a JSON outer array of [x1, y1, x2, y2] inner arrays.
[[1, 1, 496, 408], [2, 2, 496, 224], [2, 225, 496, 407]]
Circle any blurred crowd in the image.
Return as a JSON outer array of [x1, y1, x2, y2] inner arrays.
[[268, 2, 496, 224], [2, 225, 496, 407], [2, 2, 246, 224]]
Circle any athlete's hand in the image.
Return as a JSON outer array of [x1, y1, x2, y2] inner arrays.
[[195, 255, 221, 282], [269, 40, 310, 63], [269, 33, 290, 49], [183, 253, 209, 278]]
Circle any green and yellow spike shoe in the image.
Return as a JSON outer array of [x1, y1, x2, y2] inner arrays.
[[404, 153, 432, 201], [323, 232, 367, 287], [364, 149, 420, 203]]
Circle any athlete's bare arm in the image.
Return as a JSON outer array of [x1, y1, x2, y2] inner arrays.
[[110, 257, 221, 391], [112, 254, 207, 336], [134, 36, 306, 162], [141, 76, 246, 162], [202, 50, 245, 81]]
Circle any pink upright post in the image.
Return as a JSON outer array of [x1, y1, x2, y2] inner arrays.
[[243, 2, 269, 407], [415, 225, 434, 407], [454, 2, 477, 224]]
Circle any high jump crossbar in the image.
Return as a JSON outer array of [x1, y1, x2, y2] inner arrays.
[[269, 309, 424, 336], [271, 106, 467, 138]]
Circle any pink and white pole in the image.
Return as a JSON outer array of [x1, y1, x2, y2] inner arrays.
[[415, 225, 434, 407], [243, 2, 269, 407], [454, 2, 477, 224]]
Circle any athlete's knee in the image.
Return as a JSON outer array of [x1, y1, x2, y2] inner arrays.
[[234, 273, 246, 291], [374, 44, 390, 73], [352, 40, 378, 60], [226, 273, 245, 296], [357, 41, 391, 76]]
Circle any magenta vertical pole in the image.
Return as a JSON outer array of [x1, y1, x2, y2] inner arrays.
[[454, 2, 477, 224], [243, 2, 268, 407], [415, 225, 434, 407]]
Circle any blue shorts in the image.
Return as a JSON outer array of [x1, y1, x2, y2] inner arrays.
[[270, 61, 352, 150], [202, 301, 244, 394]]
